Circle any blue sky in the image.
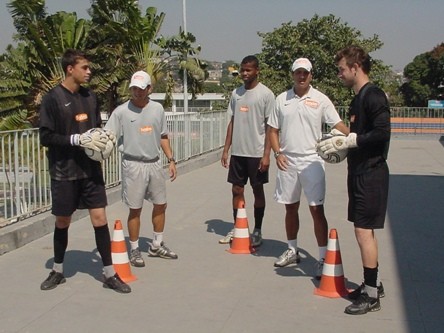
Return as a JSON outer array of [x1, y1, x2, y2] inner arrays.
[[1, 0, 443, 71]]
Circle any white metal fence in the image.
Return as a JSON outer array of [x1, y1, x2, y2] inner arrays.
[[0, 111, 229, 226], [1, 107, 443, 226]]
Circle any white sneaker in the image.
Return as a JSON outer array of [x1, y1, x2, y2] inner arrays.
[[274, 249, 301, 267], [219, 229, 234, 244]]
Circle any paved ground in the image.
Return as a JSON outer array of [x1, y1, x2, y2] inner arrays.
[[0, 137, 443, 333]]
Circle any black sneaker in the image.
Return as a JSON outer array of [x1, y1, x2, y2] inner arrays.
[[345, 293, 381, 315], [348, 282, 385, 300], [103, 274, 131, 294], [40, 271, 66, 290]]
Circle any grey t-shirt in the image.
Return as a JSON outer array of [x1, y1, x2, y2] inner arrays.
[[227, 82, 275, 157], [105, 99, 167, 160]]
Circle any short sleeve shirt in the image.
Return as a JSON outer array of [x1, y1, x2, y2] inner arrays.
[[227, 82, 275, 157], [39, 84, 102, 180], [105, 99, 167, 160], [268, 86, 341, 155]]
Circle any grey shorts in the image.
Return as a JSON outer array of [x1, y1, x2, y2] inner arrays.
[[122, 159, 168, 208]]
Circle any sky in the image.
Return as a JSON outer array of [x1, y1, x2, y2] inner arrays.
[[1, 0, 443, 72]]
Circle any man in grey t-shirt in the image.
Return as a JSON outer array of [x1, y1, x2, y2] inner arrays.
[[105, 71, 178, 268], [220, 55, 275, 247]]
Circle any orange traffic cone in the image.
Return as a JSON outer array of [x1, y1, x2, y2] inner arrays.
[[111, 220, 137, 283], [227, 202, 255, 254], [314, 228, 349, 298]]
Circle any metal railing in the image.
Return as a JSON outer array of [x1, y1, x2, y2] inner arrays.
[[1, 107, 442, 225], [0, 111, 229, 226]]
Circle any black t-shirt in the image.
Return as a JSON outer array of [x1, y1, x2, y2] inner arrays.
[[39, 84, 103, 180], [347, 83, 391, 175]]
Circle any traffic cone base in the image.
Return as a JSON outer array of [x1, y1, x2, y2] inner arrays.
[[314, 229, 349, 298], [227, 205, 255, 254], [111, 220, 137, 283]]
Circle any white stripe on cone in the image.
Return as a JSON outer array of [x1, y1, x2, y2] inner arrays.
[[321, 262, 345, 277], [233, 228, 250, 238], [237, 208, 247, 218], [112, 252, 130, 264], [112, 230, 125, 242]]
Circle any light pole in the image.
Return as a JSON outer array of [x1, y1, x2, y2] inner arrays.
[[182, 0, 188, 114], [182, 0, 190, 158]]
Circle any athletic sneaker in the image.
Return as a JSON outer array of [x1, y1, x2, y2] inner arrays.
[[40, 271, 66, 290], [348, 282, 385, 300], [274, 249, 301, 267], [148, 242, 178, 259], [251, 229, 262, 247], [314, 258, 325, 280], [129, 248, 145, 267], [219, 229, 234, 244], [103, 274, 131, 293], [345, 292, 381, 315]]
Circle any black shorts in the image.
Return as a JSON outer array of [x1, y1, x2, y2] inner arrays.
[[347, 162, 389, 229], [51, 176, 107, 216], [227, 155, 268, 187]]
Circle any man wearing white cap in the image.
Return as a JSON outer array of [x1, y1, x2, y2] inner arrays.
[[105, 70, 178, 268], [268, 58, 348, 278]]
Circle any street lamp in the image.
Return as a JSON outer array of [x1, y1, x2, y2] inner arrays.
[[182, 0, 188, 114]]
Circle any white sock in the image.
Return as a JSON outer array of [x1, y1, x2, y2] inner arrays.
[[364, 285, 378, 298], [130, 239, 139, 251], [288, 239, 297, 253], [103, 265, 115, 279], [53, 262, 63, 273], [319, 246, 327, 261], [153, 232, 163, 248]]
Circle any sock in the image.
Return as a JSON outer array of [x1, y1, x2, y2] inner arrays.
[[254, 207, 265, 230], [53, 226, 68, 265], [288, 239, 297, 253], [103, 265, 115, 279], [232, 209, 237, 223], [130, 239, 139, 251], [153, 232, 163, 248], [318, 246, 327, 261], [53, 262, 64, 274], [364, 285, 378, 298], [363, 266, 378, 290], [94, 224, 113, 267]]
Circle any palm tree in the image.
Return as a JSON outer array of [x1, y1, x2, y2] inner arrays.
[[0, 0, 90, 129]]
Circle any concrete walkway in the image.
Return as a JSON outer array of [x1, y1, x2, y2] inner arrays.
[[0, 137, 443, 333]]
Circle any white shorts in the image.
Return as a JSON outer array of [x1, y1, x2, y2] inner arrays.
[[274, 153, 326, 206], [122, 159, 168, 208]]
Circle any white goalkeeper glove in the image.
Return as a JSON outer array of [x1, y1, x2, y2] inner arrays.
[[102, 128, 116, 145], [317, 131, 357, 155], [70, 128, 108, 152]]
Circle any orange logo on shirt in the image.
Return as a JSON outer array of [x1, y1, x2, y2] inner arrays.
[[140, 126, 153, 133], [75, 113, 88, 122], [304, 99, 319, 109], [239, 105, 249, 112]]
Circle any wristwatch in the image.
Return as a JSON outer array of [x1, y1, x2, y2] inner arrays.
[[168, 157, 176, 164], [274, 151, 280, 158]]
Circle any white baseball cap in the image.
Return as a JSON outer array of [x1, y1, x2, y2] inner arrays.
[[291, 58, 312, 72], [129, 70, 151, 89]]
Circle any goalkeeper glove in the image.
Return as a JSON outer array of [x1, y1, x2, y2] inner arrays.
[[102, 128, 116, 145], [70, 128, 108, 152], [317, 132, 357, 155]]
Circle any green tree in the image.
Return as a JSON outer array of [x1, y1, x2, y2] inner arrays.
[[257, 15, 399, 107], [0, 0, 89, 129], [401, 43, 444, 106]]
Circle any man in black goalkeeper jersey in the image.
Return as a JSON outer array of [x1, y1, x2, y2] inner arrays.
[[38, 49, 130, 293]]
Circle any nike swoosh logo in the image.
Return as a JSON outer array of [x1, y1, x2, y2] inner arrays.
[[130, 119, 136, 122], [65, 102, 71, 106]]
